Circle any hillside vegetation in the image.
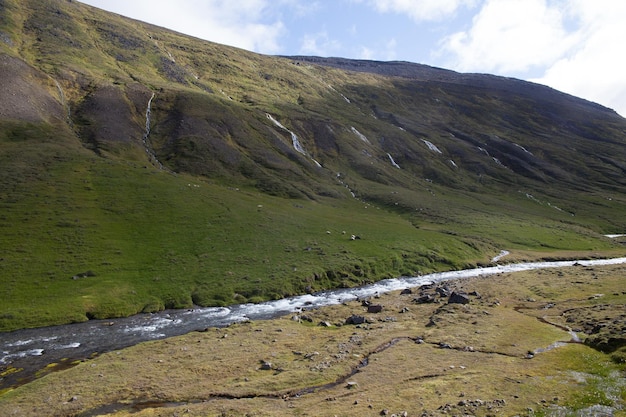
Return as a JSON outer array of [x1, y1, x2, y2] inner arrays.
[[0, 0, 625, 331]]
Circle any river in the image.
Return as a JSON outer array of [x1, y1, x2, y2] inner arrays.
[[2, 257, 626, 390]]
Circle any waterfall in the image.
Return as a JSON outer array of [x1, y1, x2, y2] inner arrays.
[[142, 93, 164, 170], [54, 79, 72, 126], [351, 126, 370, 144], [422, 139, 442, 154], [145, 93, 154, 136], [266, 113, 308, 156], [387, 153, 401, 169], [336, 173, 357, 198], [289, 131, 307, 155]]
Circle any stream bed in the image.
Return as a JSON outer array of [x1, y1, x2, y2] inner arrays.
[[2, 257, 626, 390]]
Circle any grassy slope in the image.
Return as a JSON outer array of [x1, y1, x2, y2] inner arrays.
[[0, 0, 625, 331], [1, 119, 622, 331], [0, 122, 490, 330]]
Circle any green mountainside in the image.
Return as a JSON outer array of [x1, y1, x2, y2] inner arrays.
[[1, 0, 625, 331]]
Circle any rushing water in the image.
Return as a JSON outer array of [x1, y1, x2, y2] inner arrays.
[[2, 257, 626, 389]]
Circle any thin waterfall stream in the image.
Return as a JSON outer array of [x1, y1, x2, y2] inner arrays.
[[141, 92, 164, 170]]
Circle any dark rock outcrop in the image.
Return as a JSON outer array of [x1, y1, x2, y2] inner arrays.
[[367, 304, 383, 313], [448, 291, 471, 304], [345, 315, 367, 325], [413, 294, 436, 304]]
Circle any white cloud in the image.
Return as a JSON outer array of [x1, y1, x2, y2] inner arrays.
[[359, 46, 375, 60], [438, 0, 626, 116], [299, 32, 342, 56], [439, 0, 577, 73], [361, 0, 478, 21], [384, 38, 398, 60], [532, 0, 626, 116], [81, 0, 293, 54], [356, 38, 397, 61], [283, 0, 322, 17]]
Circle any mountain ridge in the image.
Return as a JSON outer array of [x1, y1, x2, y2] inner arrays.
[[283, 55, 621, 116]]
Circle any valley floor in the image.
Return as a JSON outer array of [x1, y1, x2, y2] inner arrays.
[[1, 262, 625, 417]]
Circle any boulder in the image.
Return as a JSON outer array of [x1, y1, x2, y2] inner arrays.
[[300, 314, 314, 322], [71, 270, 96, 280], [367, 304, 383, 313], [436, 286, 451, 297], [345, 315, 367, 325], [413, 294, 435, 304], [448, 291, 470, 304]]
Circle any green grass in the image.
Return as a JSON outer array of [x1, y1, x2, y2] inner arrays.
[[0, 127, 488, 331], [541, 347, 626, 415], [0, 117, 624, 331]]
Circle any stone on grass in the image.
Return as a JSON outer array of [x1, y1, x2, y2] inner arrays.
[[448, 291, 470, 304], [436, 286, 451, 297], [414, 294, 435, 304], [367, 304, 383, 313], [345, 315, 367, 325]]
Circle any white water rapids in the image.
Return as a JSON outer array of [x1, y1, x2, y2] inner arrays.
[[1, 256, 625, 386]]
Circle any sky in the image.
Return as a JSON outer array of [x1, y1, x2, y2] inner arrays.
[[79, 0, 626, 117]]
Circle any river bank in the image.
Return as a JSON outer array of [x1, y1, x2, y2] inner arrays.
[[1, 259, 625, 416], [2, 256, 625, 394]]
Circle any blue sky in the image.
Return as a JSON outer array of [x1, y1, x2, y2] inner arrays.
[[79, 0, 626, 116]]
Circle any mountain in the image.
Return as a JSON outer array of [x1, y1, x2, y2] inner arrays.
[[1, 0, 625, 331]]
